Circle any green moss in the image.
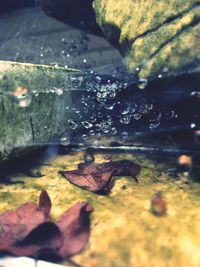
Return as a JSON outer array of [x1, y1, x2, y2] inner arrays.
[[93, 0, 200, 80]]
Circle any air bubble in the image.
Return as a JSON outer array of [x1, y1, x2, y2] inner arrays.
[[120, 104, 130, 115], [60, 134, 70, 146], [95, 124, 101, 131], [147, 104, 153, 110], [55, 88, 63, 96], [81, 134, 88, 141], [68, 119, 78, 130], [133, 113, 142, 120], [137, 78, 148, 89], [101, 120, 111, 133], [11, 87, 32, 108], [149, 121, 160, 130], [95, 76, 102, 82], [138, 104, 148, 114], [96, 132, 101, 137], [82, 121, 93, 129], [191, 123, 196, 129], [89, 130, 95, 136], [121, 132, 128, 140], [62, 38, 68, 44], [111, 127, 117, 135], [120, 115, 131, 125], [103, 102, 115, 110]]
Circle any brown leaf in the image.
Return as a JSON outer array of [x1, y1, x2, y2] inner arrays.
[[0, 202, 49, 247], [103, 160, 141, 180], [0, 222, 63, 259], [60, 160, 140, 194], [57, 202, 93, 258], [0, 191, 93, 262]]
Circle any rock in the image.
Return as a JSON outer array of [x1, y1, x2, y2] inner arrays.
[[0, 61, 84, 161], [93, 0, 200, 80]]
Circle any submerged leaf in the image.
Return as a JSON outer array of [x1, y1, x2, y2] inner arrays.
[[60, 160, 140, 193], [58, 202, 93, 258], [38, 189, 52, 217], [0, 191, 93, 261]]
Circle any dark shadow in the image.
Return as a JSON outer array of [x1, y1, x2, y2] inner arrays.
[[0, 147, 48, 183], [38, 0, 103, 35], [0, 0, 35, 14]]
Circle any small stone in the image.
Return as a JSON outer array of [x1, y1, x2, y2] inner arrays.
[[151, 191, 167, 216], [83, 149, 95, 164], [26, 168, 44, 178], [121, 185, 127, 190]]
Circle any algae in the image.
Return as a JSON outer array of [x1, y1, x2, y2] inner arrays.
[[93, 0, 200, 80]]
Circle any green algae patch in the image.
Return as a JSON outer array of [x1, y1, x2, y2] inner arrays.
[[93, 0, 200, 80], [0, 151, 200, 267], [0, 61, 81, 161]]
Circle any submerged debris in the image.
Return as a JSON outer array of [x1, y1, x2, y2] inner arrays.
[[0, 190, 93, 261], [151, 191, 167, 216], [83, 149, 95, 164], [60, 160, 140, 194]]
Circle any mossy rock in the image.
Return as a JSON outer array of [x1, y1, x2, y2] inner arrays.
[[0, 61, 84, 161], [93, 0, 200, 80]]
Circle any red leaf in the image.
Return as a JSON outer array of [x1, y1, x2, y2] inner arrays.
[[57, 202, 93, 258], [103, 160, 141, 180], [0, 202, 49, 247], [0, 191, 93, 261], [61, 160, 140, 193], [0, 222, 63, 259]]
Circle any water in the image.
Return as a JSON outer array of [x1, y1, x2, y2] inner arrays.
[[0, 3, 199, 155]]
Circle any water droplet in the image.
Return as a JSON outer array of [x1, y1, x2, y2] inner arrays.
[[55, 88, 63, 96], [120, 104, 130, 115], [68, 119, 78, 130], [121, 132, 128, 140], [137, 78, 148, 89], [149, 121, 160, 130], [191, 123, 196, 129], [62, 38, 68, 44], [103, 102, 115, 110], [101, 120, 111, 133], [60, 134, 70, 146], [111, 127, 117, 135], [89, 130, 95, 136], [82, 121, 93, 129], [90, 115, 97, 123], [147, 103, 153, 110], [138, 104, 148, 114], [163, 67, 169, 73], [11, 87, 32, 108], [120, 115, 131, 125], [81, 134, 88, 141], [133, 113, 142, 120], [95, 76, 102, 82]]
